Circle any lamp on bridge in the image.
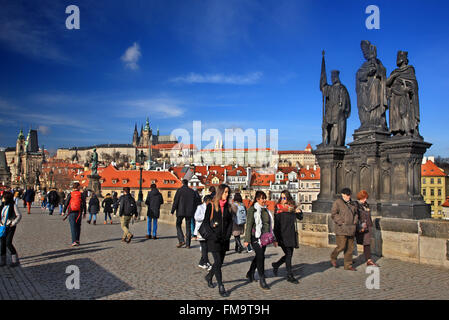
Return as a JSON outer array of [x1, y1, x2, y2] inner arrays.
[[137, 150, 146, 202]]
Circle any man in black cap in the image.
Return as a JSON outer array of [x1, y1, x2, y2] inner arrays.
[[330, 188, 358, 271]]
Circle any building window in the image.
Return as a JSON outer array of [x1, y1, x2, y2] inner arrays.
[[168, 191, 172, 198], [438, 189, 442, 196], [438, 178, 441, 184], [438, 201, 441, 206], [423, 178, 426, 184], [422, 189, 426, 196], [430, 178, 434, 184], [431, 189, 434, 196]]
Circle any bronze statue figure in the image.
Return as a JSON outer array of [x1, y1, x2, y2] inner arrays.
[[386, 51, 421, 138], [91, 148, 98, 175], [320, 51, 351, 146], [356, 40, 388, 131]]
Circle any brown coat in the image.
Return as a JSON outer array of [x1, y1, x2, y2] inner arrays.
[[331, 198, 358, 236], [355, 201, 373, 245]]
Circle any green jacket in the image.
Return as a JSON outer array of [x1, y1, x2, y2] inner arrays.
[[244, 205, 271, 243]]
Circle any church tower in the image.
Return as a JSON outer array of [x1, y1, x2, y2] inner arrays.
[[141, 117, 152, 148], [132, 123, 139, 147]]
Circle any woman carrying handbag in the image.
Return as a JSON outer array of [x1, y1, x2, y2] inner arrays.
[[272, 190, 303, 284], [202, 184, 234, 297], [244, 191, 275, 290], [0, 192, 22, 267]]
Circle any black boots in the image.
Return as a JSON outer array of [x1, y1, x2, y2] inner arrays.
[[287, 274, 299, 284], [234, 237, 244, 253], [205, 274, 214, 288], [259, 276, 270, 290], [272, 262, 279, 276], [246, 270, 255, 282], [218, 285, 229, 297]]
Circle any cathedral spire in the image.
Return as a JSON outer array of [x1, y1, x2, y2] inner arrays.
[[145, 116, 150, 131]]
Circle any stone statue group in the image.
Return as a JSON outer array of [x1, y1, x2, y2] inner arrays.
[[320, 40, 421, 147]]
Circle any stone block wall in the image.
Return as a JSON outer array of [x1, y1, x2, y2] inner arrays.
[[298, 212, 449, 268]]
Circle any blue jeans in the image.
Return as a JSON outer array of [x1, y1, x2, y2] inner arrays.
[[88, 213, 97, 222], [48, 204, 55, 215], [147, 217, 158, 236], [68, 212, 82, 243], [191, 219, 195, 236], [59, 204, 64, 214], [104, 211, 112, 222]]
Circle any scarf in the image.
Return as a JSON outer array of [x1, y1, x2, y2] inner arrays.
[[254, 202, 274, 239], [219, 199, 227, 214]]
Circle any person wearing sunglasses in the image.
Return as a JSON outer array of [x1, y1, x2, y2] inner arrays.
[[272, 190, 303, 284]]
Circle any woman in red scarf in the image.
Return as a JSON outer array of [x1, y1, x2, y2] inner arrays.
[[272, 190, 303, 284], [202, 184, 233, 297]]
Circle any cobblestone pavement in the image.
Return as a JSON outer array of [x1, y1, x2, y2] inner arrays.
[[1, 206, 448, 300]]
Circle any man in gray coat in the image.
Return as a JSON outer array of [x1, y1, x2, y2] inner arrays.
[[330, 188, 358, 271]]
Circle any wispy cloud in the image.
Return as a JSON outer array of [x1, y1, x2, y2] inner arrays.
[[121, 98, 185, 118], [121, 42, 141, 70], [170, 72, 263, 85], [38, 125, 51, 135], [0, 2, 69, 63]]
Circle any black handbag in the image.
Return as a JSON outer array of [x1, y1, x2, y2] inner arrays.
[[198, 203, 215, 240]]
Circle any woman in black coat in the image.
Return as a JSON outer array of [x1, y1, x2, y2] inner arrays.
[[202, 184, 233, 297], [88, 193, 100, 225], [355, 190, 378, 266], [102, 193, 114, 224], [272, 190, 303, 284], [145, 184, 164, 239]]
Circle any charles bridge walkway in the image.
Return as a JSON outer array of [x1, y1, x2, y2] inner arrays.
[[1, 205, 448, 300]]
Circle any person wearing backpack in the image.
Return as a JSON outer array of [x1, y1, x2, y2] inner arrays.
[[119, 187, 138, 243], [102, 193, 114, 224], [87, 193, 100, 225], [47, 187, 59, 216], [62, 182, 87, 247], [0, 191, 22, 267], [231, 193, 246, 253], [272, 190, 303, 284]]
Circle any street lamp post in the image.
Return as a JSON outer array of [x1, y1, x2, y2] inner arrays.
[[138, 150, 146, 202]]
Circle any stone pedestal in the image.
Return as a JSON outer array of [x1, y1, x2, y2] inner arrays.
[[88, 174, 102, 198], [379, 137, 432, 219], [312, 145, 346, 213]]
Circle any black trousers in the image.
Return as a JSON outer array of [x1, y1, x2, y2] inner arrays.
[[207, 249, 226, 286], [248, 238, 267, 278], [199, 240, 210, 265], [1, 226, 17, 256], [273, 245, 294, 276], [176, 216, 192, 246]]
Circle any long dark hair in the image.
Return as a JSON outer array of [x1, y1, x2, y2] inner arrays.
[[251, 191, 267, 207], [2, 191, 14, 206], [213, 184, 231, 209], [277, 190, 296, 207]]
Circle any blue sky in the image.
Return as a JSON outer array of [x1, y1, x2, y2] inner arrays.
[[0, 0, 448, 156]]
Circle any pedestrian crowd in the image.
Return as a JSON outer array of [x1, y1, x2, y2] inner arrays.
[[0, 181, 377, 295]]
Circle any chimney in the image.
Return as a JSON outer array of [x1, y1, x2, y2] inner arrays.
[[306, 165, 310, 170], [422, 157, 427, 164], [428, 156, 435, 163], [313, 165, 316, 171]]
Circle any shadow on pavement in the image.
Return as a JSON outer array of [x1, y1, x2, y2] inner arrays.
[[22, 257, 133, 299], [20, 246, 113, 266]]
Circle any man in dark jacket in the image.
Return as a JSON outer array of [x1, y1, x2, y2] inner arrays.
[[330, 188, 358, 271], [145, 184, 164, 239], [102, 193, 114, 224], [119, 187, 138, 243], [47, 187, 59, 215], [171, 179, 196, 248], [23, 187, 35, 214]]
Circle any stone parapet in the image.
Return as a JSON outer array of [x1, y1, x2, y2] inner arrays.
[[298, 212, 449, 268]]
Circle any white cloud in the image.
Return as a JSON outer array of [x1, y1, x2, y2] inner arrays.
[[170, 72, 263, 85], [121, 42, 141, 70], [38, 125, 51, 135], [123, 98, 185, 118]]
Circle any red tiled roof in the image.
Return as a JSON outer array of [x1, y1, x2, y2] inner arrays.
[[298, 167, 320, 180], [152, 143, 197, 150], [442, 197, 449, 208], [250, 173, 275, 186], [201, 148, 271, 152], [242, 199, 276, 212], [73, 164, 182, 189], [421, 160, 446, 177], [278, 150, 312, 155]]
